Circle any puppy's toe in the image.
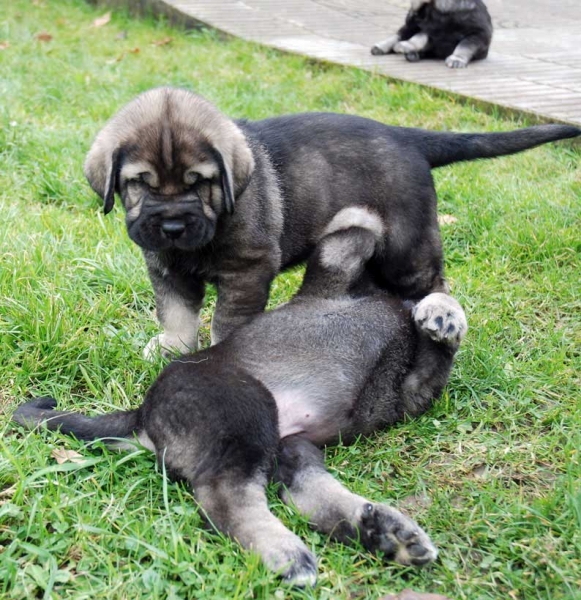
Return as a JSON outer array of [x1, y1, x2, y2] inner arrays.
[[405, 51, 420, 62], [412, 293, 467, 346], [281, 548, 318, 587], [445, 54, 468, 68], [264, 540, 317, 587], [371, 44, 386, 55], [359, 503, 438, 566]]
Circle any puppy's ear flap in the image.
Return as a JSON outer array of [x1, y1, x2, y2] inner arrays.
[[213, 149, 235, 215], [84, 141, 122, 215]]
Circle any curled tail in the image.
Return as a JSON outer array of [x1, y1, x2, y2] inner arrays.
[[407, 124, 580, 168], [13, 396, 141, 443]]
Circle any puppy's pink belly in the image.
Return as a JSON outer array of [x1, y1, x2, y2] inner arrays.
[[274, 389, 342, 443]]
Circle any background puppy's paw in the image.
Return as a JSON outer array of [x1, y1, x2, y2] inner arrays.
[[413, 293, 467, 346], [445, 54, 469, 68], [143, 333, 196, 361], [393, 40, 414, 54], [358, 503, 438, 566], [371, 35, 399, 55]]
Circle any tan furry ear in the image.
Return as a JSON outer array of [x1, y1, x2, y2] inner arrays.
[[84, 134, 122, 214]]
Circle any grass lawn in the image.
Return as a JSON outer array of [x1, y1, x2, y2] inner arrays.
[[0, 0, 579, 598]]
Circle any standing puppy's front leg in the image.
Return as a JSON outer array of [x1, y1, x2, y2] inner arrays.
[[211, 265, 276, 345], [143, 259, 205, 359]]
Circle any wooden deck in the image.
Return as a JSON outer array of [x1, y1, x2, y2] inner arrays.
[[151, 0, 581, 125]]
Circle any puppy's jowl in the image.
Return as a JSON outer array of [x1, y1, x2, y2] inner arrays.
[[371, 0, 493, 68], [15, 212, 468, 585], [84, 87, 579, 355]]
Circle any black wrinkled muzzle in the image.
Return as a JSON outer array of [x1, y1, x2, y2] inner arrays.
[[127, 198, 216, 251]]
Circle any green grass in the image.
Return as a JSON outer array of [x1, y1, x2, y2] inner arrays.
[[0, 1, 580, 598]]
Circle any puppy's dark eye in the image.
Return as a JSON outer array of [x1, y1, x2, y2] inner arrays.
[[184, 171, 199, 186]]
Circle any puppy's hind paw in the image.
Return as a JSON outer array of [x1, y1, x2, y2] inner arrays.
[[413, 293, 467, 346], [445, 54, 469, 68], [358, 503, 438, 566]]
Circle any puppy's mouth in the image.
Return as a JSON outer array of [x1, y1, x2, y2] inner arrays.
[[127, 201, 216, 251]]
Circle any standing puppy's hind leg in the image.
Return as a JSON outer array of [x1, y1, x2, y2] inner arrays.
[[298, 207, 383, 299], [276, 436, 438, 567]]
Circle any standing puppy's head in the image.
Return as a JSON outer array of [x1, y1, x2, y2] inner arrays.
[[84, 87, 255, 251]]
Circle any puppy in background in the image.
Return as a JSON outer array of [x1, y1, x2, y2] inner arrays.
[[371, 0, 493, 68]]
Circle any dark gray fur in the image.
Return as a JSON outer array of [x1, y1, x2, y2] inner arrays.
[[371, 0, 493, 68], [14, 222, 467, 585], [83, 88, 579, 355]]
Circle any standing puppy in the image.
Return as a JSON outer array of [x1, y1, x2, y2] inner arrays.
[[83, 88, 578, 357], [14, 210, 468, 585], [371, 0, 493, 68]]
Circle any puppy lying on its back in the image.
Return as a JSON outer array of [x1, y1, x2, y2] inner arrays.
[[372, 0, 493, 68], [13, 209, 468, 586]]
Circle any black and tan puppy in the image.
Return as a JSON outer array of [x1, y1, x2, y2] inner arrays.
[[83, 87, 579, 356], [14, 210, 467, 585], [371, 0, 493, 68]]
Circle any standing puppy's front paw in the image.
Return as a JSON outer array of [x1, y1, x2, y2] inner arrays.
[[143, 333, 196, 361], [358, 503, 438, 566], [413, 293, 467, 346], [445, 54, 469, 68]]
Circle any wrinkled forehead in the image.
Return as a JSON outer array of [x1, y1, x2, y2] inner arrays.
[[121, 122, 219, 179]]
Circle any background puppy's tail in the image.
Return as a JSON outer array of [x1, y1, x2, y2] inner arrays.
[[412, 124, 580, 168], [13, 396, 141, 443]]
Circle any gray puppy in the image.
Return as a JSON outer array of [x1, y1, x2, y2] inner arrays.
[[371, 0, 493, 68], [14, 210, 467, 585], [84, 87, 579, 356]]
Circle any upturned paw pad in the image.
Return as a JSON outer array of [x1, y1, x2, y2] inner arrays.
[[412, 293, 467, 346], [358, 503, 438, 567]]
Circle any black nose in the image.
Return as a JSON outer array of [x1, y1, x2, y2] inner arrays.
[[161, 219, 186, 239]]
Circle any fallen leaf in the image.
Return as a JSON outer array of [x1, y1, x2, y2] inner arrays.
[[438, 214, 458, 225], [51, 448, 85, 465], [35, 31, 53, 42], [0, 41, 9, 50], [128, 47, 140, 54], [92, 12, 111, 28], [151, 37, 173, 47], [379, 590, 453, 600]]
